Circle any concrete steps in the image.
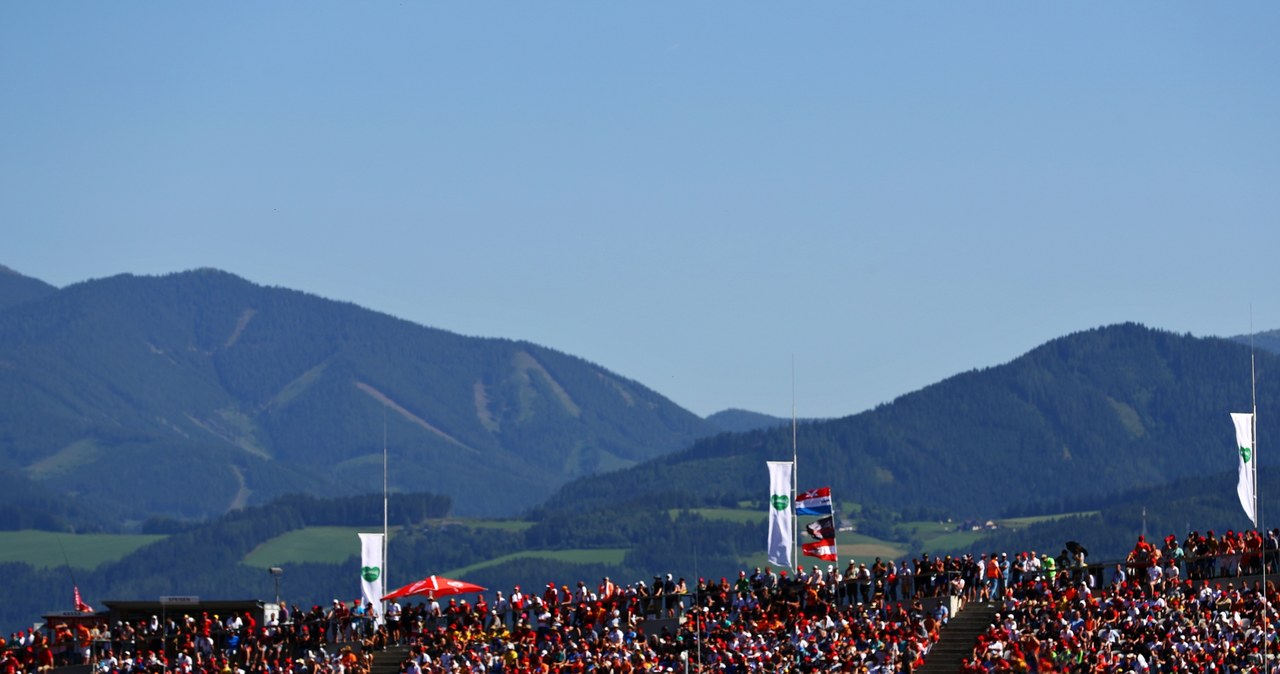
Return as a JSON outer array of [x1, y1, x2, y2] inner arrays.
[[916, 601, 998, 674], [370, 644, 410, 674]]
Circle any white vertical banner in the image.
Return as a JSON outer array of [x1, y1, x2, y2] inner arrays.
[[1232, 413, 1258, 527], [359, 533, 386, 624], [767, 461, 794, 568]]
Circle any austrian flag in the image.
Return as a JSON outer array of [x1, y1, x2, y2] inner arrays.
[[802, 539, 838, 562], [795, 487, 833, 515], [74, 586, 92, 613]]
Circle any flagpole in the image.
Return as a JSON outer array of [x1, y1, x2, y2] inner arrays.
[[383, 409, 389, 620], [1251, 320, 1267, 663], [1252, 311, 1259, 533], [59, 541, 86, 612], [1252, 341, 1258, 536], [792, 356, 798, 570], [1249, 340, 1259, 539], [833, 494, 840, 571]]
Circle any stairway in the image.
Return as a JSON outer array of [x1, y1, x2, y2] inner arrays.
[[370, 644, 410, 674], [916, 601, 998, 674]]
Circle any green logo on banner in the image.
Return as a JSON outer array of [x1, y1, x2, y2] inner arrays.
[[771, 494, 789, 511], [1241, 446, 1253, 464], [361, 566, 381, 582]]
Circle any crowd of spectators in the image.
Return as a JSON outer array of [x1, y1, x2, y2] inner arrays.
[[0, 602, 388, 674], [386, 566, 943, 674], [963, 531, 1280, 674], [0, 564, 943, 674], [6, 530, 1280, 674]]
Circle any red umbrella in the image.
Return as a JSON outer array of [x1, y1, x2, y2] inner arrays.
[[382, 575, 486, 601]]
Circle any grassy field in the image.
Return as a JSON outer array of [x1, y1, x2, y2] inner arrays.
[[449, 519, 535, 532], [242, 525, 624, 578], [920, 530, 987, 552], [888, 512, 1101, 554], [5, 508, 1089, 574], [242, 520, 538, 569], [0, 530, 163, 570], [243, 526, 371, 568], [669, 508, 767, 524], [998, 511, 1099, 529], [444, 549, 628, 577], [838, 533, 908, 562]]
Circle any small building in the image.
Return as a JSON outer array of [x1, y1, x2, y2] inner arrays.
[[101, 598, 280, 629], [39, 610, 109, 667]]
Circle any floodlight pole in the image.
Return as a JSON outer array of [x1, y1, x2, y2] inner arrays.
[[269, 567, 283, 606]]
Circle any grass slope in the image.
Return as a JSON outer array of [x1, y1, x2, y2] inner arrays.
[[445, 549, 628, 577], [242, 522, 609, 577], [0, 531, 163, 570], [0, 509, 1100, 582], [243, 527, 371, 568]]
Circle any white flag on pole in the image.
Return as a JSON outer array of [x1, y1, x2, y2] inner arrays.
[[1231, 413, 1257, 527], [766, 461, 794, 568], [359, 533, 386, 624]]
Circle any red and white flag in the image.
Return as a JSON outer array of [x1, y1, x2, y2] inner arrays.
[[802, 539, 838, 562], [74, 586, 92, 613]]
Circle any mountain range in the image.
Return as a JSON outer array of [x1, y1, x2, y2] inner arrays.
[[0, 267, 718, 523], [547, 323, 1278, 519], [2, 265, 1276, 530]]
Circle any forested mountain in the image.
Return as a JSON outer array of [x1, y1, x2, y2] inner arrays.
[[0, 265, 56, 311], [1234, 329, 1280, 357], [705, 408, 790, 433], [546, 324, 1272, 518], [0, 269, 717, 523]]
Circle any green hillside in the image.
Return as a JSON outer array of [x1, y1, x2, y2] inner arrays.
[[0, 269, 718, 523], [545, 324, 1271, 518], [0, 531, 163, 570], [243, 526, 376, 568]]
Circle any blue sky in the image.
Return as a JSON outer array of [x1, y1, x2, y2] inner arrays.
[[4, 3, 1278, 419]]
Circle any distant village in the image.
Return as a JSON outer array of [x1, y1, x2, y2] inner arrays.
[[954, 518, 999, 532], [833, 517, 999, 534]]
